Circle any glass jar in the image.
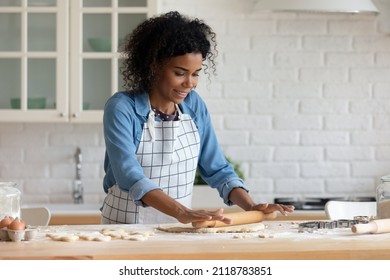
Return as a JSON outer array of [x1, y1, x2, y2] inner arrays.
[[376, 175, 390, 219], [0, 182, 21, 219]]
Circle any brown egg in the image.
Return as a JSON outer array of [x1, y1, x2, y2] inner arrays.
[[8, 217, 26, 231], [0, 216, 15, 228]]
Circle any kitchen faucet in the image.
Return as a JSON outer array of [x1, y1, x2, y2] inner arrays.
[[73, 147, 84, 204]]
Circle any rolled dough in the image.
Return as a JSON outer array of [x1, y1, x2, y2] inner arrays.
[[157, 222, 265, 233]]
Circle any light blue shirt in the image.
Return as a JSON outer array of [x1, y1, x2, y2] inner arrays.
[[103, 90, 247, 206]]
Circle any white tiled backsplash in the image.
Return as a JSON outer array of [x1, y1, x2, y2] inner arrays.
[[1, 0, 390, 207]]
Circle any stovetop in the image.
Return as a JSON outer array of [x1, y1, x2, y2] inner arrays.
[[274, 196, 376, 210]]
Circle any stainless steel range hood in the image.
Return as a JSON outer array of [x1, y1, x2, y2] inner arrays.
[[255, 0, 379, 14]]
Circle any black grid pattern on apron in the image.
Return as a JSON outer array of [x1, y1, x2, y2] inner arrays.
[[101, 114, 200, 224], [101, 185, 139, 224], [137, 117, 199, 200]]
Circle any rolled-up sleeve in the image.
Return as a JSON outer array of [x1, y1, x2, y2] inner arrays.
[[188, 92, 249, 206], [103, 95, 161, 206]]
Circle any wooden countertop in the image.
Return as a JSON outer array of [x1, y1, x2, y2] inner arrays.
[[49, 213, 101, 225], [2, 220, 390, 260]]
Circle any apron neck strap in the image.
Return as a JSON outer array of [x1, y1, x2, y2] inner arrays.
[[147, 98, 156, 142], [147, 99, 182, 142]]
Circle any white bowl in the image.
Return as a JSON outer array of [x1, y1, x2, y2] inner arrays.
[[22, 203, 102, 214]]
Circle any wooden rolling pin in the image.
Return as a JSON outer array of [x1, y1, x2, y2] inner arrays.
[[352, 218, 390, 234], [192, 211, 277, 228]]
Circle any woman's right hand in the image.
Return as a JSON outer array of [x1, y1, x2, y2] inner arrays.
[[176, 207, 232, 225], [142, 189, 233, 225]]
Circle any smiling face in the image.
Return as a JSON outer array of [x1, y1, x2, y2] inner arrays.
[[149, 52, 203, 114]]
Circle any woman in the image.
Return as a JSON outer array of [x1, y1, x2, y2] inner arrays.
[[101, 11, 294, 225]]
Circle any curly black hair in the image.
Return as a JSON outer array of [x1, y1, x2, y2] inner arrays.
[[120, 11, 217, 92]]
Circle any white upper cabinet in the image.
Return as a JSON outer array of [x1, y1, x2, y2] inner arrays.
[[0, 0, 157, 123]]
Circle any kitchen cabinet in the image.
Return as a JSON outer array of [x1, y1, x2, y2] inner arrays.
[[0, 0, 157, 123], [49, 213, 101, 225]]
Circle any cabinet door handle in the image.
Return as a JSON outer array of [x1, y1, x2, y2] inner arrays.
[[72, 113, 78, 118]]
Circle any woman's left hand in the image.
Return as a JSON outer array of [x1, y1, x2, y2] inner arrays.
[[228, 187, 295, 216], [249, 203, 295, 216]]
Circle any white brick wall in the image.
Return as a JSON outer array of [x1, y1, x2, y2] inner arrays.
[[1, 0, 390, 206], [159, 0, 390, 202], [0, 124, 106, 204]]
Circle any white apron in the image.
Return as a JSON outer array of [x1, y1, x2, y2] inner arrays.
[[101, 105, 200, 224]]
